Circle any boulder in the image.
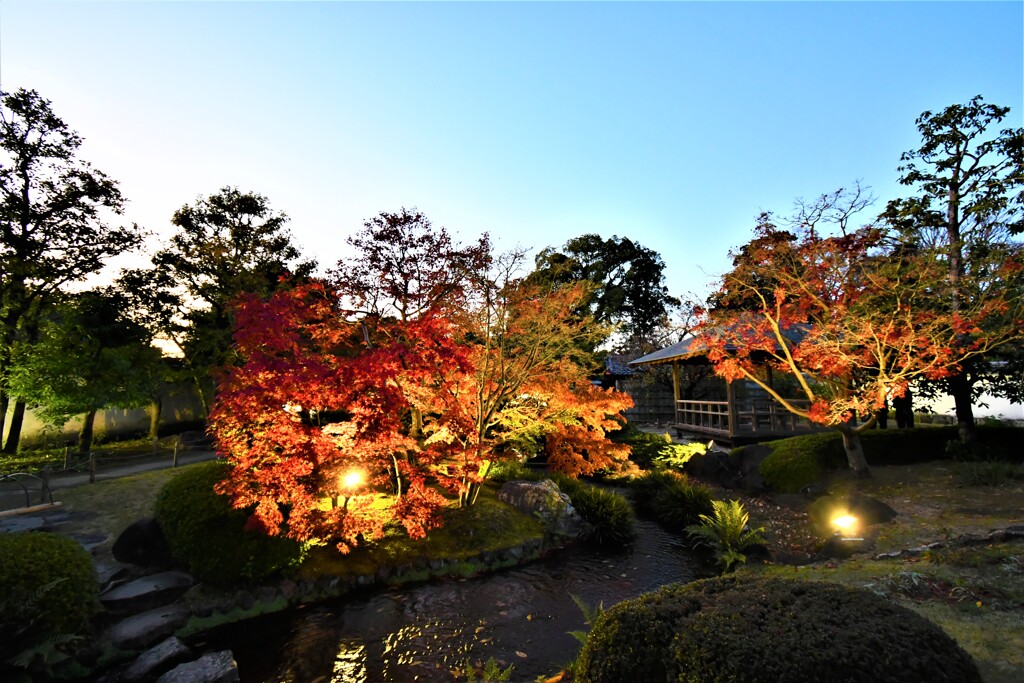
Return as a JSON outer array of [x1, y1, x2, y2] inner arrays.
[[497, 479, 592, 539], [123, 637, 193, 683], [156, 651, 238, 683], [112, 517, 174, 567]]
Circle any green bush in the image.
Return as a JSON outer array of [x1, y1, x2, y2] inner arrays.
[[154, 460, 306, 585], [611, 423, 672, 469], [759, 426, 1024, 493], [630, 470, 713, 530], [548, 474, 635, 547], [577, 576, 982, 683], [0, 532, 98, 674]]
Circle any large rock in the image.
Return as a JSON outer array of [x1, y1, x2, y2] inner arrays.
[[112, 517, 174, 567], [156, 651, 238, 683], [497, 479, 592, 539], [123, 637, 193, 683], [104, 603, 191, 651], [101, 570, 194, 615]]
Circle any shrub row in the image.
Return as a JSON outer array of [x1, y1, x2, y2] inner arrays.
[[154, 460, 306, 585], [577, 575, 982, 683], [759, 426, 1024, 493]]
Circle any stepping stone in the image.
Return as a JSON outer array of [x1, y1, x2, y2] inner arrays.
[[67, 532, 109, 554], [123, 637, 193, 683], [156, 650, 238, 683], [0, 516, 45, 533], [104, 603, 191, 651], [101, 571, 194, 615]]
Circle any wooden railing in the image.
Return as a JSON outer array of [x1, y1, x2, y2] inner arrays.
[[674, 400, 731, 436], [674, 398, 817, 440]]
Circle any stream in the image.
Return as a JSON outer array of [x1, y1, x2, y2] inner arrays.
[[193, 515, 697, 682]]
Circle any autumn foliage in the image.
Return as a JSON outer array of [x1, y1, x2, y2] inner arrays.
[[699, 210, 1023, 474], [209, 217, 632, 552]]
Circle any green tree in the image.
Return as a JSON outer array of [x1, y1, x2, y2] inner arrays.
[[530, 234, 679, 348], [8, 289, 164, 453], [882, 96, 1024, 445], [0, 88, 142, 453], [150, 187, 316, 416]]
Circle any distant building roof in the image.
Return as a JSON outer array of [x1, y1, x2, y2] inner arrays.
[[604, 355, 637, 376], [629, 319, 810, 367]]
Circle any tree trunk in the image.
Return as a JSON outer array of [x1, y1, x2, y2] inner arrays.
[[2, 400, 27, 454], [837, 424, 871, 478], [79, 409, 98, 454], [0, 390, 8, 447], [948, 373, 977, 446], [148, 397, 162, 439], [192, 374, 210, 420]]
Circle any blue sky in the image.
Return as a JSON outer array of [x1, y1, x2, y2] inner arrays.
[[2, 1, 1022, 300]]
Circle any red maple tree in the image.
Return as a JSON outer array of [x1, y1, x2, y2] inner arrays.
[[700, 210, 1022, 475], [210, 218, 634, 551]]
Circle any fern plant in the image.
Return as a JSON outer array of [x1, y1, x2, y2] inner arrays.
[[461, 657, 513, 681], [685, 499, 766, 572], [564, 593, 605, 677]]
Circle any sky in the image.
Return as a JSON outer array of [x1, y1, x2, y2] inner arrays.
[[1, 0, 1022, 302]]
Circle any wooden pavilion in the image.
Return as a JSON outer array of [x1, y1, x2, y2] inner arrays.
[[628, 324, 822, 444]]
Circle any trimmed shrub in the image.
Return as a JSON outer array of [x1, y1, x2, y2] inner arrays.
[[630, 470, 713, 530], [577, 576, 982, 683], [548, 474, 635, 546], [154, 460, 305, 585], [0, 532, 98, 668], [759, 426, 1024, 493]]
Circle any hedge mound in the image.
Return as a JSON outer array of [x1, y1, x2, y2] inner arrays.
[[759, 426, 1024, 493], [577, 576, 981, 683], [154, 460, 305, 585], [0, 532, 99, 656]]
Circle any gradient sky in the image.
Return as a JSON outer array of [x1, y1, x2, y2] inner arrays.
[[2, 1, 1022, 301]]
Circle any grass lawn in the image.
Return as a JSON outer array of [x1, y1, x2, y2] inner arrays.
[[735, 461, 1024, 683]]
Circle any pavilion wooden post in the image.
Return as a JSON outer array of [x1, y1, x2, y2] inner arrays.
[[671, 361, 681, 425], [725, 379, 735, 439]]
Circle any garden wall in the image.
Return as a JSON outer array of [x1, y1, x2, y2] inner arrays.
[[0, 381, 205, 447]]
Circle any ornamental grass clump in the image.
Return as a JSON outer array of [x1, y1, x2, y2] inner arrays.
[[548, 474, 635, 547], [630, 469, 713, 530], [685, 499, 766, 572]]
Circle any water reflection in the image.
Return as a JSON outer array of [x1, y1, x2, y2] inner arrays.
[[200, 516, 694, 682]]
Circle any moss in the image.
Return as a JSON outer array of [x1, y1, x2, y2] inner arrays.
[[297, 487, 544, 582], [578, 576, 983, 683]]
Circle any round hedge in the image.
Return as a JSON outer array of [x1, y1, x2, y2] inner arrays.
[[577, 576, 981, 683], [0, 531, 99, 638], [154, 460, 305, 585]]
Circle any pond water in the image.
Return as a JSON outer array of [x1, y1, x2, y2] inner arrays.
[[193, 515, 697, 682]]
